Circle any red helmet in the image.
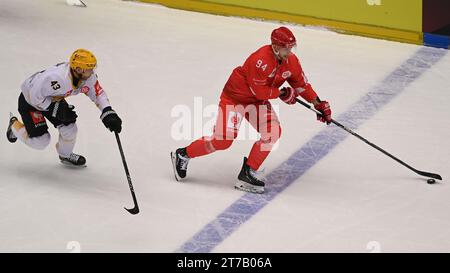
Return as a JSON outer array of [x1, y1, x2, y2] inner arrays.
[[271, 27, 296, 48]]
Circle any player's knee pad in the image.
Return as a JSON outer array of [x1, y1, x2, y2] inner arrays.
[[211, 138, 234, 151], [58, 123, 77, 141], [261, 123, 282, 144], [30, 133, 51, 150]]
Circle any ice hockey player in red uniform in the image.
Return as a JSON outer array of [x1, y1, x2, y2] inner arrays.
[[171, 27, 332, 193], [6, 49, 122, 167]]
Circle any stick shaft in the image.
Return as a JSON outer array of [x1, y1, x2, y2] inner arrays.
[[115, 132, 140, 213], [296, 98, 442, 180]]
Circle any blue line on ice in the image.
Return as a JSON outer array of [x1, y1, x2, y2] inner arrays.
[[177, 47, 447, 253]]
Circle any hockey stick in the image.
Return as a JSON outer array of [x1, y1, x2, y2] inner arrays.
[[115, 132, 140, 215], [66, 0, 87, 7], [296, 98, 442, 181]]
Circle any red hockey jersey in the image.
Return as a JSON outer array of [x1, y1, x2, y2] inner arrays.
[[222, 45, 316, 104]]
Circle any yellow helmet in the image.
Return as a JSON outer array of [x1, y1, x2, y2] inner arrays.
[[69, 49, 97, 70]]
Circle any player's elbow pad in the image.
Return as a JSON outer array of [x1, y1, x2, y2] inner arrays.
[[297, 84, 317, 103]]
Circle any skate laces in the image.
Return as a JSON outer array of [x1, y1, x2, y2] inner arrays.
[[249, 167, 266, 182], [68, 153, 80, 162], [178, 154, 190, 171]]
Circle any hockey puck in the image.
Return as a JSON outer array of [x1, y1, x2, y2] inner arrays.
[[427, 179, 436, 184]]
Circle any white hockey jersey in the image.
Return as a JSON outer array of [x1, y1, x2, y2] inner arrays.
[[21, 62, 111, 111]]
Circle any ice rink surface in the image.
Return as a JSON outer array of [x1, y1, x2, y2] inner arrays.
[[0, 0, 449, 252]]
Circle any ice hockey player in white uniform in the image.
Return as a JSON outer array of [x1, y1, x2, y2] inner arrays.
[[6, 49, 122, 167]]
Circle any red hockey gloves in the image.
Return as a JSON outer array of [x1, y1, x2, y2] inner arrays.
[[279, 87, 297, 105], [314, 100, 332, 124]]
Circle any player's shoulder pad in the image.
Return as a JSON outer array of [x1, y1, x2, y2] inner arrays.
[[249, 45, 278, 72], [287, 53, 300, 64], [38, 78, 67, 97], [84, 73, 98, 85], [288, 53, 303, 71], [42, 73, 60, 82], [42, 63, 67, 80], [253, 45, 277, 61]]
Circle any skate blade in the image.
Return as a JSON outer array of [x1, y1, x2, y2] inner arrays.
[[60, 160, 87, 168], [66, 0, 87, 7], [235, 180, 264, 194], [170, 152, 183, 182], [6, 113, 18, 143]]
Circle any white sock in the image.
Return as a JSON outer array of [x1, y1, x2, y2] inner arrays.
[[56, 124, 77, 158]]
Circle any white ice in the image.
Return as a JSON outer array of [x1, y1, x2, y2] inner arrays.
[[0, 0, 449, 252]]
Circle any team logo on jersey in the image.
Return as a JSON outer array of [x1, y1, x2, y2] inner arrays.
[[81, 86, 90, 94], [94, 80, 103, 96], [227, 111, 243, 130], [282, 71, 292, 79], [30, 111, 45, 125]]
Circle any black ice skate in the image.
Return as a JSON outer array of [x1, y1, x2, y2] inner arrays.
[[59, 153, 86, 168], [6, 113, 18, 143], [171, 148, 190, 181], [236, 157, 265, 194]]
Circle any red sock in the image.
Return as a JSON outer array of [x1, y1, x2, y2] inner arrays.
[[186, 137, 216, 158], [246, 140, 271, 170]]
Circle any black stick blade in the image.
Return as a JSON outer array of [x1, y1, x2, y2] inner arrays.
[[416, 171, 442, 180], [125, 206, 140, 215]]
